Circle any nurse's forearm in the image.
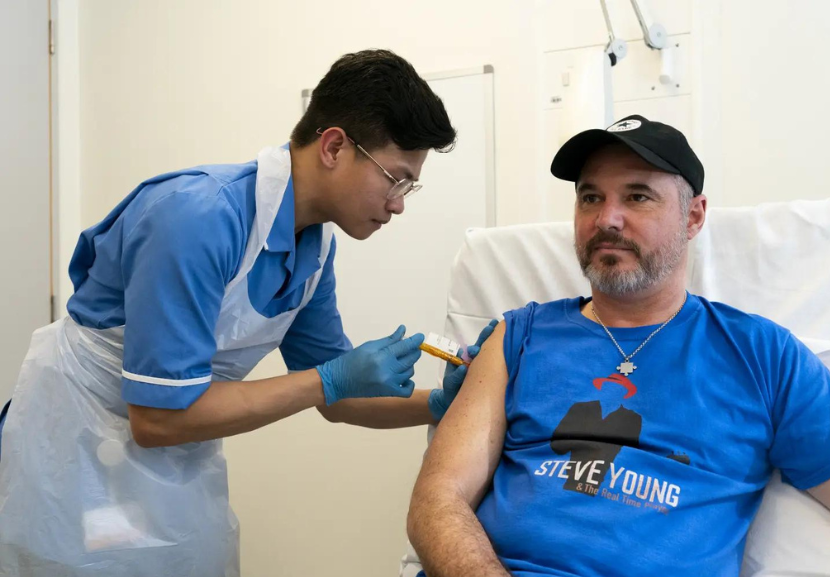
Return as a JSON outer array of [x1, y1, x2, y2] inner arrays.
[[316, 389, 436, 429], [127, 369, 325, 447]]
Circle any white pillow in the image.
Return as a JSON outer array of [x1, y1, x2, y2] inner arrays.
[[740, 337, 830, 577]]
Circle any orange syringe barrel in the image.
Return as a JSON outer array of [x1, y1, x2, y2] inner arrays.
[[419, 343, 470, 366]]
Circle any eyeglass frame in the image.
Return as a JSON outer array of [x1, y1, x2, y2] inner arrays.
[[315, 127, 422, 200]]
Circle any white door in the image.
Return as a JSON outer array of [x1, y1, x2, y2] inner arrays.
[[0, 0, 52, 404]]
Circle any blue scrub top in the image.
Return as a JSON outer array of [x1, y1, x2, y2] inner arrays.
[[65, 159, 352, 410]]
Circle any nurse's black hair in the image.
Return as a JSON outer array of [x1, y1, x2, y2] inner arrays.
[[291, 49, 456, 152]]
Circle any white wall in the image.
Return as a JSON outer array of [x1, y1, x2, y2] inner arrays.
[[717, 0, 830, 206], [55, 1, 830, 576], [75, 0, 539, 228]]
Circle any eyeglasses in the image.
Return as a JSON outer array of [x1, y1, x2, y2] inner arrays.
[[316, 128, 422, 200]]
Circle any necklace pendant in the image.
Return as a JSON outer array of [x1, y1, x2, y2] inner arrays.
[[617, 361, 637, 376]]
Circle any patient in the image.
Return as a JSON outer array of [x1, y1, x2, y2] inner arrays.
[[407, 115, 830, 577]]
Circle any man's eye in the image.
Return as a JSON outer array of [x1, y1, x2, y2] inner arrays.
[[630, 194, 650, 202], [580, 195, 600, 204]]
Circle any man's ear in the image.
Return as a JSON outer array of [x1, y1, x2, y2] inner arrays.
[[687, 194, 707, 240], [318, 127, 350, 169]]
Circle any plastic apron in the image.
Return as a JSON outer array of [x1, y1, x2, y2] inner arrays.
[[0, 146, 333, 577]]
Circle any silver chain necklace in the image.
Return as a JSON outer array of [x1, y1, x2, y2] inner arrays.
[[590, 292, 688, 377]]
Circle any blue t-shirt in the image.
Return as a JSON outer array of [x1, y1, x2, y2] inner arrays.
[[469, 295, 830, 577], [65, 160, 352, 410]]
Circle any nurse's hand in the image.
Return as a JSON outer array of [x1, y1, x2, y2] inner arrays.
[[317, 326, 424, 405], [427, 319, 499, 421]]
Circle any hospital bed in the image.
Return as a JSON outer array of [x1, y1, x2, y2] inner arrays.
[[400, 198, 830, 576]]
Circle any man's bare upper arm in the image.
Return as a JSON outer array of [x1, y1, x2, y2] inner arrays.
[[808, 478, 830, 511], [417, 321, 509, 508]]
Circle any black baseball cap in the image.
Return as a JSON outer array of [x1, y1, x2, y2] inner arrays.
[[550, 115, 704, 195]]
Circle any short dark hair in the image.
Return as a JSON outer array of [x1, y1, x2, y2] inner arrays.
[[291, 49, 456, 153]]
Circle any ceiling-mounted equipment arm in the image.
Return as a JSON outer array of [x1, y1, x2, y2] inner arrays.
[[599, 0, 628, 66], [629, 0, 667, 49]]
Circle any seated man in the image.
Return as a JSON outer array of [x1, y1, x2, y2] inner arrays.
[[407, 115, 830, 577]]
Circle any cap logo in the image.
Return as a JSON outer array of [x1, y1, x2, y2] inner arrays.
[[607, 119, 642, 133]]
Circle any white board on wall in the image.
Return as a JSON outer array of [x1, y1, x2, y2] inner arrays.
[[303, 66, 496, 387]]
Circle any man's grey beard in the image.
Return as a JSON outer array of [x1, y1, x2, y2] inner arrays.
[[575, 226, 687, 296]]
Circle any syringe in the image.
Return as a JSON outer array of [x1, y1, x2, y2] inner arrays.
[[419, 333, 470, 367]]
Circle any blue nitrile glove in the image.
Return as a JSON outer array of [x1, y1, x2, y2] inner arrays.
[[428, 319, 499, 421], [317, 325, 425, 405]]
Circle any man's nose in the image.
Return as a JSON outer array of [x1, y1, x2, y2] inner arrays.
[[595, 200, 624, 232], [387, 195, 405, 216]]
